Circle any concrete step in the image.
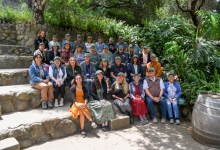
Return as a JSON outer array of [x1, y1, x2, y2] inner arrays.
[[0, 85, 41, 114], [0, 85, 72, 114], [0, 44, 33, 56], [0, 55, 32, 69], [0, 105, 130, 149], [0, 69, 29, 86]]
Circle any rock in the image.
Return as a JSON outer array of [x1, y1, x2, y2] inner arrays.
[[30, 91, 41, 108], [42, 118, 60, 135], [0, 94, 15, 113], [110, 116, 130, 130], [8, 126, 30, 140], [0, 106, 2, 119], [0, 137, 20, 150], [181, 107, 189, 117], [29, 123, 45, 139], [52, 119, 77, 138]]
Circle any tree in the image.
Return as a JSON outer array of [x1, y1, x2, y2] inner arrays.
[[175, 0, 206, 27], [32, 0, 47, 24]]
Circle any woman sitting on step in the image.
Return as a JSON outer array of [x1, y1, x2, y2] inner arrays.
[[129, 74, 148, 125], [89, 70, 115, 132], [29, 52, 54, 109], [69, 74, 97, 137], [111, 72, 133, 124], [49, 56, 67, 108]]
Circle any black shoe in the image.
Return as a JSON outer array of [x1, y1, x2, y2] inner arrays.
[[101, 126, 107, 132], [81, 130, 87, 138], [105, 126, 111, 131]]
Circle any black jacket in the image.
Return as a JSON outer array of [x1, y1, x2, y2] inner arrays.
[[66, 65, 82, 86], [91, 79, 107, 101]]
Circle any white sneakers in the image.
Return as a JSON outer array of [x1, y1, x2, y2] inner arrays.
[[59, 98, 64, 107], [54, 99, 59, 108], [54, 98, 64, 108]]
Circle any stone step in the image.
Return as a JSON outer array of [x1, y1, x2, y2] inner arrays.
[[0, 105, 130, 149], [0, 44, 33, 56], [0, 137, 20, 150], [0, 85, 41, 114], [0, 69, 29, 86], [0, 85, 71, 114], [0, 55, 32, 69]]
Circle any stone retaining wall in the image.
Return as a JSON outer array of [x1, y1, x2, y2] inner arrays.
[[0, 23, 104, 50]]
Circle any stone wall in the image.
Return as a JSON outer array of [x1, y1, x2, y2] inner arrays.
[[0, 23, 103, 50]]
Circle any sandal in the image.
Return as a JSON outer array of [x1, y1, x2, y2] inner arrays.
[[101, 126, 107, 132], [91, 122, 97, 129]]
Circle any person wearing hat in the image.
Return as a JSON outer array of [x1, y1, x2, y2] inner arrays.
[[143, 67, 167, 124], [49, 56, 67, 107], [111, 72, 133, 124], [163, 73, 182, 125], [61, 34, 74, 53], [47, 42, 61, 64], [129, 73, 148, 125], [90, 46, 101, 70], [34, 30, 49, 50], [108, 37, 117, 54], [113, 45, 129, 66], [73, 34, 86, 53], [29, 52, 54, 109], [146, 53, 162, 77], [85, 36, 95, 52], [49, 35, 61, 51], [66, 57, 82, 87], [95, 37, 105, 54], [80, 52, 96, 95], [116, 36, 128, 52], [89, 70, 114, 132], [127, 55, 143, 82], [139, 46, 151, 66], [100, 44, 113, 66], [110, 56, 128, 83], [74, 45, 85, 65], [34, 42, 48, 64], [60, 41, 73, 66], [129, 40, 140, 55]]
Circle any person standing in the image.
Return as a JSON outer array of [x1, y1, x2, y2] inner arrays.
[[146, 54, 162, 77], [61, 34, 74, 53], [85, 36, 95, 52], [73, 34, 86, 53], [34, 30, 49, 50], [95, 37, 105, 54]]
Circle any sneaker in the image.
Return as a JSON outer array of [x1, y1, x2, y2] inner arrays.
[[176, 119, 181, 125], [59, 99, 64, 107], [48, 100, 53, 109], [91, 122, 97, 129], [161, 118, 166, 124], [140, 119, 145, 125], [144, 118, 149, 124], [42, 101, 47, 109], [170, 119, 174, 124], [81, 130, 87, 138], [54, 99, 59, 108], [152, 117, 158, 123], [105, 126, 111, 131]]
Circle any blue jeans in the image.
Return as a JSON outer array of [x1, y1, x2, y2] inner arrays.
[[165, 98, 180, 119], [145, 96, 167, 119], [84, 79, 93, 95]]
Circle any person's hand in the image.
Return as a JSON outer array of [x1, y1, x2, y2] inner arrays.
[[101, 99, 106, 103], [55, 81, 59, 86], [60, 80, 64, 86], [135, 97, 141, 100], [154, 97, 160, 103], [44, 79, 49, 83], [171, 98, 176, 103], [120, 98, 124, 102], [43, 49, 48, 52]]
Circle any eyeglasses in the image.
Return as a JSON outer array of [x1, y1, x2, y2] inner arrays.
[[148, 70, 155, 72]]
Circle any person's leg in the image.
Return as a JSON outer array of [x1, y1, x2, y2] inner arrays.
[[47, 82, 54, 100], [124, 98, 132, 112], [166, 98, 173, 119], [59, 84, 65, 106], [53, 85, 59, 107], [159, 98, 167, 119], [114, 99, 126, 113], [84, 79, 91, 95], [33, 82, 48, 101], [34, 82, 48, 109], [172, 100, 180, 121], [145, 97, 156, 119], [79, 113, 85, 130]]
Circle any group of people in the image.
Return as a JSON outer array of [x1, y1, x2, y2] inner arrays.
[[29, 30, 183, 137]]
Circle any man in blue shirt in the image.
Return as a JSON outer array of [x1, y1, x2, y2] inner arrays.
[[73, 34, 86, 53], [95, 37, 105, 54], [116, 36, 128, 52]]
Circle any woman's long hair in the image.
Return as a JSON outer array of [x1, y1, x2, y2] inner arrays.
[[94, 75, 106, 90], [99, 60, 109, 69], [37, 30, 46, 38], [114, 76, 128, 94], [68, 57, 80, 67]]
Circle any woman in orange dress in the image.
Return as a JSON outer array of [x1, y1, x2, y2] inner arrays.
[[69, 74, 97, 137]]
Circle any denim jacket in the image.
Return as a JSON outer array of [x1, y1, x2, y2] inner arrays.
[[49, 64, 67, 84], [29, 62, 49, 86], [129, 81, 145, 99], [163, 81, 182, 99]]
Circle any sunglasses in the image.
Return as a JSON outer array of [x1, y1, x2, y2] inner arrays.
[[149, 70, 155, 72]]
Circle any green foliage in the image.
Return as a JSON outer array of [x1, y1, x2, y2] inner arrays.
[[0, 2, 32, 23]]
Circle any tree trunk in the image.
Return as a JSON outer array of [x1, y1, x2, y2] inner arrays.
[[32, 0, 47, 24]]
